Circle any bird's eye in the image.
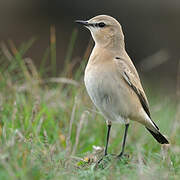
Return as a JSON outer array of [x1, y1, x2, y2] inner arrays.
[[98, 22, 106, 28]]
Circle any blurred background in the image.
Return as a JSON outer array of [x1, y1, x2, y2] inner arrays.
[[0, 0, 180, 94]]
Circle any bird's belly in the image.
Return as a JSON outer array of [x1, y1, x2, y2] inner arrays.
[[84, 69, 127, 123]]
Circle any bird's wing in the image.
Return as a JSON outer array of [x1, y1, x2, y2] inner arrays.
[[116, 58, 159, 130], [123, 70, 151, 117]]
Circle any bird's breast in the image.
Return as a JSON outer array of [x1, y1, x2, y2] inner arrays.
[[84, 66, 105, 107], [84, 64, 128, 124]]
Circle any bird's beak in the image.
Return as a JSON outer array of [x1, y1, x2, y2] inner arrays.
[[75, 20, 89, 27]]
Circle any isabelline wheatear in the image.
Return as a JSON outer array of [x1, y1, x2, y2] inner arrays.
[[76, 15, 169, 160]]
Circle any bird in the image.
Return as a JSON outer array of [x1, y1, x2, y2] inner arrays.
[[75, 15, 169, 161]]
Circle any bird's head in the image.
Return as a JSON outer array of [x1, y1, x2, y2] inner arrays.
[[76, 15, 125, 50]]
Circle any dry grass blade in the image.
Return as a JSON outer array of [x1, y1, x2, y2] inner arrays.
[[66, 57, 81, 78], [14, 129, 25, 142], [0, 41, 13, 61], [72, 111, 89, 155], [137, 153, 144, 176], [30, 96, 41, 123], [24, 57, 40, 80], [16, 77, 79, 92], [50, 25, 57, 76], [8, 39, 32, 81], [161, 144, 171, 163], [36, 117, 44, 135], [43, 130, 49, 148], [11, 101, 17, 128], [44, 77, 79, 86], [66, 97, 77, 156], [65, 28, 78, 63], [83, 37, 94, 60], [139, 49, 170, 72]]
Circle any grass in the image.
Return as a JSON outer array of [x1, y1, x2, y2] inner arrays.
[[0, 29, 179, 180]]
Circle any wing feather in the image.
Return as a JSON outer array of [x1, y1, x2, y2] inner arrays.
[[116, 59, 159, 130]]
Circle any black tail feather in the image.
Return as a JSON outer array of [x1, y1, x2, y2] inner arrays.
[[146, 128, 169, 144]]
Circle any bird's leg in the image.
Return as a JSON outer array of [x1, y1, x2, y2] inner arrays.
[[104, 120, 112, 156], [117, 123, 129, 158], [97, 120, 111, 164]]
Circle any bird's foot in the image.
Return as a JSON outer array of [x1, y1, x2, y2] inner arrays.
[[116, 152, 130, 160], [95, 153, 130, 169], [97, 154, 114, 163], [95, 154, 116, 169]]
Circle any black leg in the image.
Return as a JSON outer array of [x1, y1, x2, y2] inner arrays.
[[117, 123, 129, 158], [97, 121, 112, 164], [104, 123, 111, 156]]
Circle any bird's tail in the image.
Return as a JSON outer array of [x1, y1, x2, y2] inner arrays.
[[146, 128, 169, 144]]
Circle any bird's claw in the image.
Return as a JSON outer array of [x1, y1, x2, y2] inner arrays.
[[95, 154, 116, 169]]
